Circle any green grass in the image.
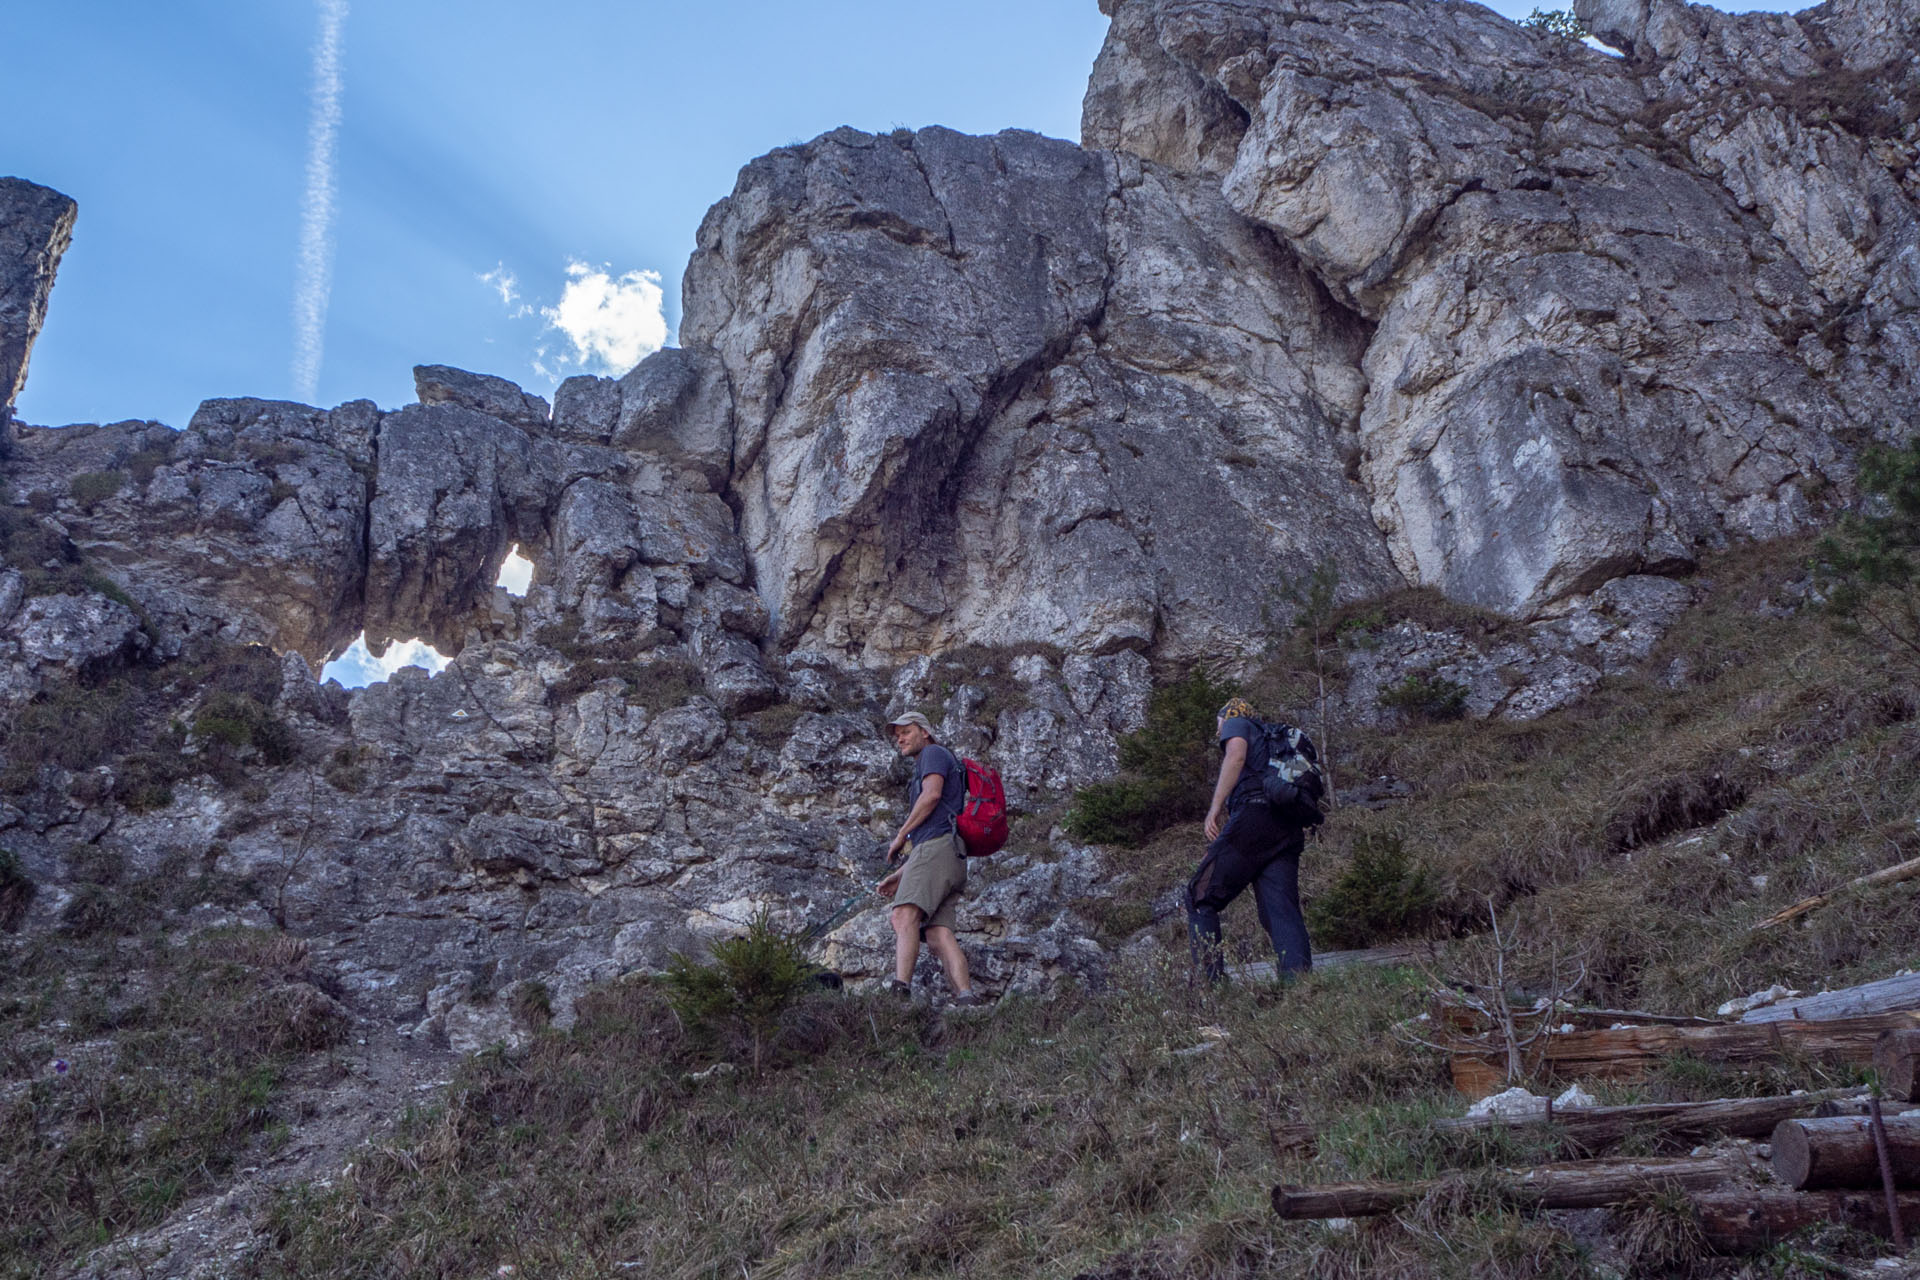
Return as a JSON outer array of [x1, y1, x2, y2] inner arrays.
[[1, 921, 344, 1277], [68, 471, 126, 511], [1288, 537, 1920, 1011], [0, 640, 297, 805], [251, 964, 1451, 1280]]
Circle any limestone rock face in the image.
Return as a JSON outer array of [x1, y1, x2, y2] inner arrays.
[[1082, 0, 1903, 615], [364, 402, 561, 653], [685, 125, 1402, 663], [0, 177, 77, 426], [9, 404, 375, 662], [413, 363, 553, 431]]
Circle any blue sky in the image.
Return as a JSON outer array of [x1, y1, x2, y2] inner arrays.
[[8, 1, 1114, 430], [6, 0, 1801, 436]]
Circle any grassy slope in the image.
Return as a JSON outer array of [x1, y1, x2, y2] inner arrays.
[[243, 543, 1920, 1278], [1, 916, 347, 1279]]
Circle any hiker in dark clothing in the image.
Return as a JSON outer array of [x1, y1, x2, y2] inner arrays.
[[1186, 697, 1313, 983], [874, 711, 981, 1007]]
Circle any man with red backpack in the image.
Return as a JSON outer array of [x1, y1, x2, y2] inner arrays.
[[1186, 697, 1321, 984], [874, 711, 983, 1008]]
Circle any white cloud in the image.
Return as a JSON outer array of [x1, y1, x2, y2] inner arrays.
[[291, 0, 349, 404], [480, 264, 518, 307], [539, 260, 668, 376], [321, 632, 449, 689], [480, 263, 533, 317]]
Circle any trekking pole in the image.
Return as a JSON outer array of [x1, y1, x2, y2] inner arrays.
[[799, 844, 895, 947], [800, 891, 870, 946]]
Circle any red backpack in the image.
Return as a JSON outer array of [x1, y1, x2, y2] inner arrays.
[[955, 757, 1008, 857]]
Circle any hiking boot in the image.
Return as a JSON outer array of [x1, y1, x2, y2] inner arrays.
[[948, 991, 985, 1010], [886, 978, 913, 1001]]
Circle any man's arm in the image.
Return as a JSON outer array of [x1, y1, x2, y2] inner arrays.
[[1205, 737, 1247, 842], [886, 772, 945, 862]]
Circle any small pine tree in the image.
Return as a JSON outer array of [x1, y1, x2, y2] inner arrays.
[[1066, 670, 1238, 845], [1307, 834, 1438, 948], [1815, 438, 1920, 669], [1273, 559, 1342, 800], [662, 907, 820, 1072]]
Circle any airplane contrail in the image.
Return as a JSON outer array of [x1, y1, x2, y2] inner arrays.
[[292, 0, 348, 404]]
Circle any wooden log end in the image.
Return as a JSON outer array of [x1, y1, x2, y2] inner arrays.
[[1770, 1117, 1815, 1190], [1876, 1027, 1920, 1103]]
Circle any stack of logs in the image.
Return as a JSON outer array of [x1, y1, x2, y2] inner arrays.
[[1274, 1023, 1920, 1253]]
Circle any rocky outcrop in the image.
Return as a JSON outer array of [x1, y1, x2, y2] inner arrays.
[[685, 126, 1400, 663], [1083, 0, 1916, 617], [0, 177, 77, 428], [5, 6, 1920, 1267], [2, 0, 1918, 1105]]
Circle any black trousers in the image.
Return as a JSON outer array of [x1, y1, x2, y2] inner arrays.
[[1185, 802, 1311, 982]]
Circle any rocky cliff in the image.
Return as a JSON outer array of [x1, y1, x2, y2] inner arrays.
[[0, 177, 75, 432], [1, 0, 1917, 1115]]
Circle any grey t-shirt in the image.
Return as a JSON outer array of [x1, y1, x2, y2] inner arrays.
[[1219, 716, 1267, 815], [907, 743, 966, 846]]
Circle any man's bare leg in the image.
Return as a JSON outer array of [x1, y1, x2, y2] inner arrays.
[[890, 904, 925, 984], [924, 925, 971, 995]]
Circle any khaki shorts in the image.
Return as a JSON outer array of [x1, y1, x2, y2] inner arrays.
[[894, 831, 966, 932]]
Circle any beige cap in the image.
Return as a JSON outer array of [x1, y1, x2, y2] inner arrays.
[[885, 711, 936, 735]]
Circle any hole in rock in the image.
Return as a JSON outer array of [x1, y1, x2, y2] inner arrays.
[[321, 634, 451, 689], [497, 544, 533, 597]]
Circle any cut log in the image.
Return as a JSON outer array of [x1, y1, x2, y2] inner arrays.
[[1433, 1090, 1861, 1150], [1876, 1029, 1920, 1103], [1751, 855, 1920, 930], [1567, 1008, 1727, 1029], [1742, 973, 1920, 1023], [1271, 1156, 1736, 1219], [1688, 1188, 1920, 1252], [1449, 1010, 1920, 1097], [1770, 1115, 1920, 1190]]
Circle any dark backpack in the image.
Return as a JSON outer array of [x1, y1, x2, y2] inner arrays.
[[1250, 720, 1327, 829], [955, 757, 1008, 857]]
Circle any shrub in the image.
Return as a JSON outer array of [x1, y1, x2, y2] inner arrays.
[[0, 849, 32, 931], [114, 745, 190, 812], [742, 700, 807, 746], [58, 849, 159, 937], [535, 618, 670, 665], [662, 907, 823, 1071], [193, 691, 298, 766], [322, 745, 369, 793], [1308, 834, 1439, 948], [1066, 669, 1237, 846], [1378, 670, 1470, 722], [626, 658, 703, 714], [1, 506, 96, 600], [69, 470, 127, 510], [511, 980, 554, 1030], [1817, 437, 1920, 669], [1074, 895, 1155, 942], [0, 641, 286, 804], [1520, 7, 1587, 38], [1, 681, 142, 788], [125, 443, 176, 488]]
